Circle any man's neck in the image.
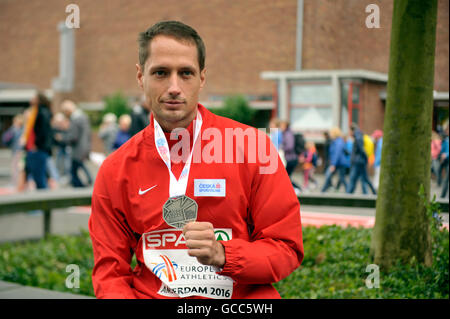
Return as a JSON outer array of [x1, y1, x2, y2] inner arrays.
[[155, 109, 198, 133]]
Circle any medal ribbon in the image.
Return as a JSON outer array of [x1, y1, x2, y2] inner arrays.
[[153, 111, 203, 197]]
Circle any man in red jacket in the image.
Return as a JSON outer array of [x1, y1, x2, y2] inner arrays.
[[89, 20, 303, 299]]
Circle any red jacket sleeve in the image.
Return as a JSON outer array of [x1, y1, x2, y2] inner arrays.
[[218, 139, 304, 284], [89, 165, 139, 299]]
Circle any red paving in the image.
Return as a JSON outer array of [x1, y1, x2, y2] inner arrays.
[[301, 211, 449, 230], [301, 211, 375, 228], [0, 187, 15, 196]]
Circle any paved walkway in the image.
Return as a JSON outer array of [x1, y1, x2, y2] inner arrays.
[[0, 280, 93, 299]]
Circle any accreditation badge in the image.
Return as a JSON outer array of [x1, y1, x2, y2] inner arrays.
[[142, 228, 234, 299]]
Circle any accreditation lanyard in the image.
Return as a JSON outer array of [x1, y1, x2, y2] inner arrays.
[[153, 111, 203, 198]]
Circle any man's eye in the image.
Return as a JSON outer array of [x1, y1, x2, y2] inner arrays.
[[181, 70, 193, 77], [153, 70, 166, 77]]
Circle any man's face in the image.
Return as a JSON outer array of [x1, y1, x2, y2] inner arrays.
[[136, 35, 206, 131]]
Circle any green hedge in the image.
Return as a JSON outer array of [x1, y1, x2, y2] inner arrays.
[[0, 225, 448, 298], [0, 232, 95, 296], [274, 225, 449, 298]]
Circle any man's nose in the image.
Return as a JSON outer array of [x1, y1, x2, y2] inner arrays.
[[167, 73, 181, 97]]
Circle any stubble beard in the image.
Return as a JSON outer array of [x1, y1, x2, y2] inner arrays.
[[154, 102, 198, 132]]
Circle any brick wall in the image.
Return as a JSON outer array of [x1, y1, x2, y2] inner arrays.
[[0, 0, 447, 106], [0, 0, 297, 103], [361, 81, 386, 135], [302, 0, 448, 92]]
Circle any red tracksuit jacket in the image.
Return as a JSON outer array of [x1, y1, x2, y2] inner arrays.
[[89, 104, 304, 299]]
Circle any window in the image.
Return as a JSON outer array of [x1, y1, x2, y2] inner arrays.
[[290, 84, 333, 105], [289, 81, 333, 131]]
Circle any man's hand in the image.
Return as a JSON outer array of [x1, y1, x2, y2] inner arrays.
[[182, 222, 225, 268]]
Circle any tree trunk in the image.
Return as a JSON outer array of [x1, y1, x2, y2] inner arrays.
[[371, 0, 438, 270]]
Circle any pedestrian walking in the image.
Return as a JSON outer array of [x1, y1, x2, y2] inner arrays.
[[323, 131, 332, 172], [437, 123, 449, 188], [20, 92, 53, 189], [98, 113, 118, 155], [57, 100, 92, 188], [321, 127, 348, 193], [346, 123, 376, 195], [281, 120, 302, 195], [113, 114, 132, 150], [129, 96, 150, 137], [269, 117, 285, 166], [440, 123, 449, 198], [52, 112, 71, 184], [299, 141, 318, 190], [372, 129, 383, 191], [2, 114, 24, 188], [335, 134, 352, 191], [431, 130, 442, 181]]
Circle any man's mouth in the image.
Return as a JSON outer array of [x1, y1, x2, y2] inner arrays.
[[161, 100, 185, 109]]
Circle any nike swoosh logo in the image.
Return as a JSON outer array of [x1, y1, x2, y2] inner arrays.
[[138, 185, 157, 195]]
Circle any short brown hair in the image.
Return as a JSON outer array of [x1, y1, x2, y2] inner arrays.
[[138, 20, 206, 71]]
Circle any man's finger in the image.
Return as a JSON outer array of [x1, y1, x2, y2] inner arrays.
[[184, 229, 215, 240], [187, 247, 211, 259], [186, 239, 214, 250], [183, 221, 213, 234]]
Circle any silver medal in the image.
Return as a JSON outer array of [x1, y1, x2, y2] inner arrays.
[[162, 195, 198, 228]]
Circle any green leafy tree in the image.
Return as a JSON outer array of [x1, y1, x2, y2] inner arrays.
[[102, 92, 130, 118], [371, 0, 438, 270], [211, 95, 256, 126]]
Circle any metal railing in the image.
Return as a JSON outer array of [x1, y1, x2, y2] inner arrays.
[[0, 188, 448, 237], [0, 188, 92, 237]]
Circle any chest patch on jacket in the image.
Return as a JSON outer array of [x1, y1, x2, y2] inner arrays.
[[194, 179, 226, 197]]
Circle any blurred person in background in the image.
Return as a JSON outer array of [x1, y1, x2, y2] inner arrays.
[[323, 131, 332, 173], [16, 109, 32, 192], [363, 132, 375, 168], [321, 127, 348, 193], [57, 100, 92, 188], [335, 134, 352, 192], [299, 141, 318, 191], [269, 117, 282, 149], [129, 95, 150, 137], [113, 114, 132, 150], [346, 123, 376, 195], [20, 92, 53, 189], [439, 123, 449, 198], [269, 117, 285, 166], [52, 112, 71, 185], [431, 130, 442, 181], [372, 129, 383, 191], [281, 120, 302, 195], [2, 114, 24, 189], [98, 113, 118, 156]]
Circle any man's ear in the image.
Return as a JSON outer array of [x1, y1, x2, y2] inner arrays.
[[136, 63, 144, 90], [199, 68, 206, 90]]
